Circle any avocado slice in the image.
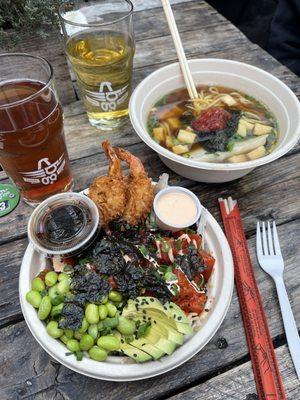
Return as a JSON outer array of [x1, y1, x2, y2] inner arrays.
[[151, 321, 184, 345], [124, 297, 193, 335], [144, 327, 176, 355], [125, 307, 193, 336], [120, 342, 152, 363], [129, 338, 165, 360], [164, 302, 190, 325]]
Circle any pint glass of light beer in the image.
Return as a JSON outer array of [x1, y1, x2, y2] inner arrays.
[[59, 0, 135, 130]]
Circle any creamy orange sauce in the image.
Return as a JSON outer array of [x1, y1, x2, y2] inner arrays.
[[156, 191, 198, 226]]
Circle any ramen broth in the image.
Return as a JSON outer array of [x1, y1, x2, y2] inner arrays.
[[147, 85, 278, 163]]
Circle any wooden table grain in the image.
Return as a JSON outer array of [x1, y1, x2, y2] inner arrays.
[[0, 1, 299, 399]]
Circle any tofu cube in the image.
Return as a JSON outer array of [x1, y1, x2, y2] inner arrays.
[[172, 144, 189, 155], [221, 95, 237, 106], [177, 129, 197, 144], [253, 123, 273, 136], [166, 136, 174, 148], [247, 145, 266, 160], [166, 117, 181, 130], [227, 154, 248, 163], [237, 119, 254, 137], [153, 126, 165, 142]]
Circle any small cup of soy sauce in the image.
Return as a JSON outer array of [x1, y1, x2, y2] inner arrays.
[[28, 192, 99, 258]]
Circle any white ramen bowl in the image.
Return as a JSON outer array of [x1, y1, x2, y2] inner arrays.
[[19, 188, 234, 381], [129, 59, 300, 183]]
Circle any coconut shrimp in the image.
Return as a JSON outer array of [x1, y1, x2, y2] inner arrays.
[[89, 141, 127, 226], [114, 147, 154, 225]]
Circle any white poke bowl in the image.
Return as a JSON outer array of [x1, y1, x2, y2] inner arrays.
[[129, 59, 300, 183], [19, 189, 234, 381]]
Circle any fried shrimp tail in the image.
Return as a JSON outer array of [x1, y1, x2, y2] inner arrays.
[[114, 147, 154, 225], [102, 140, 122, 177], [89, 141, 127, 226]]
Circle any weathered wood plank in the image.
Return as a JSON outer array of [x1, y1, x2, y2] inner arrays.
[[132, 0, 195, 11], [134, 1, 222, 42], [0, 43, 298, 184], [0, 141, 299, 246], [0, 219, 299, 399], [168, 344, 300, 400]]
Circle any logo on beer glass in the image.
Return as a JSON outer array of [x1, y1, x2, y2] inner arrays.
[[20, 154, 66, 185], [85, 82, 129, 111]]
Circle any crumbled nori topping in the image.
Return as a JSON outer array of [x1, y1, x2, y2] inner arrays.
[[58, 303, 84, 330], [114, 261, 145, 299], [70, 264, 111, 304], [175, 245, 206, 280], [90, 231, 172, 303], [58, 264, 111, 330], [195, 110, 241, 152]]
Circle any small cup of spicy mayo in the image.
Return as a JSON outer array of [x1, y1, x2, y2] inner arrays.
[[28, 192, 99, 258], [153, 186, 201, 232]]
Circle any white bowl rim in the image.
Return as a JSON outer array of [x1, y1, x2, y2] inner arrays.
[[129, 58, 300, 171], [19, 200, 234, 381]]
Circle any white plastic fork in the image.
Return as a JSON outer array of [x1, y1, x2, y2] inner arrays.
[[256, 220, 300, 380]]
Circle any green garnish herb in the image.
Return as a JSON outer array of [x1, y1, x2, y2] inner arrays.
[[138, 245, 149, 258], [136, 321, 151, 339], [164, 271, 177, 282], [63, 265, 74, 274], [171, 284, 179, 296], [161, 240, 170, 253], [197, 274, 205, 289], [76, 351, 84, 361], [175, 240, 182, 250], [125, 335, 134, 343], [226, 142, 234, 152]]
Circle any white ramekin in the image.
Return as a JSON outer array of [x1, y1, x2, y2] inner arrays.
[[129, 59, 300, 183], [153, 186, 201, 231]]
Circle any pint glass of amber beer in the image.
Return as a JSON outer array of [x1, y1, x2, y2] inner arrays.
[[0, 53, 73, 206]]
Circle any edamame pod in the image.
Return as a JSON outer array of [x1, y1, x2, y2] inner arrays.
[[66, 339, 80, 352], [38, 296, 52, 320], [100, 296, 108, 304], [108, 291, 123, 302], [78, 317, 89, 334], [51, 303, 64, 318], [31, 277, 45, 292], [89, 346, 107, 361], [97, 335, 120, 351], [26, 290, 42, 308], [98, 321, 104, 332], [85, 304, 99, 324], [117, 316, 136, 336], [98, 304, 108, 320], [58, 273, 69, 282], [103, 317, 119, 329], [46, 321, 63, 338], [88, 324, 98, 340], [48, 284, 58, 300], [56, 279, 70, 295], [80, 334, 94, 351], [106, 302, 117, 317], [74, 331, 83, 340], [45, 271, 58, 287], [51, 294, 64, 306], [64, 329, 74, 339], [60, 334, 69, 345]]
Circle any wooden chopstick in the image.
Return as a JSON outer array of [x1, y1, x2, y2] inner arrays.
[[161, 0, 198, 100]]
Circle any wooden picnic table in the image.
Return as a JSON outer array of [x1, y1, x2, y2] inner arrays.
[[0, 1, 299, 398]]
